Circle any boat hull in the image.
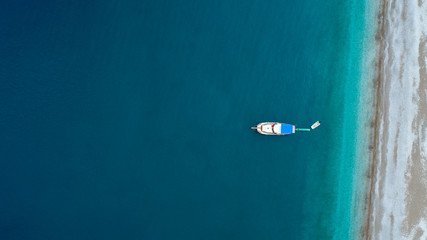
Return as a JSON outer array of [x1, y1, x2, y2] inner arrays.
[[253, 122, 295, 135]]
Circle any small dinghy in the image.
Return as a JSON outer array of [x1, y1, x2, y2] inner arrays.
[[251, 121, 320, 135]]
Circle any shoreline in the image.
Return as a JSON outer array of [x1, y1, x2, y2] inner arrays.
[[360, 0, 427, 238], [360, 0, 387, 238]]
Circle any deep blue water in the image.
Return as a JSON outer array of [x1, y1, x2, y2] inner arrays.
[[0, 0, 368, 239]]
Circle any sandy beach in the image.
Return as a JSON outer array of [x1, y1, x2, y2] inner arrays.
[[362, 0, 427, 239]]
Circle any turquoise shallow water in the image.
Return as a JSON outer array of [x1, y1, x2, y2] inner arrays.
[[0, 0, 372, 239]]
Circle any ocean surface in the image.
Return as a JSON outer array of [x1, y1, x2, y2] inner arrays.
[[0, 0, 375, 239]]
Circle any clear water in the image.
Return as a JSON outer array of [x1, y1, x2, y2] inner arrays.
[[0, 0, 374, 239]]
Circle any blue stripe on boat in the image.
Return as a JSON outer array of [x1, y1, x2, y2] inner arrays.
[[281, 124, 293, 134]]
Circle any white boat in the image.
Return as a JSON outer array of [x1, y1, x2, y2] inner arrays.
[[251, 122, 295, 135], [251, 121, 320, 135]]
